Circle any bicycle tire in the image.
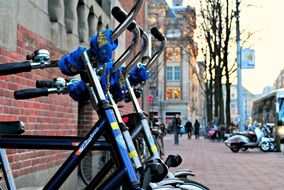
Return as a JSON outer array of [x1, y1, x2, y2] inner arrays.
[[154, 136, 164, 157], [79, 151, 115, 186], [79, 151, 93, 186]]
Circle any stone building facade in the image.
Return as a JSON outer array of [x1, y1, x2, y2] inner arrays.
[[226, 84, 257, 125], [274, 69, 284, 90], [0, 0, 144, 189], [147, 0, 203, 126]]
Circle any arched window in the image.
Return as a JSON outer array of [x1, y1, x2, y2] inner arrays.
[[48, 0, 64, 22], [97, 16, 103, 32], [64, 0, 77, 34], [88, 6, 96, 36], [77, 1, 88, 43]]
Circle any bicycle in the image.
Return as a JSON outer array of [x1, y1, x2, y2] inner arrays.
[[75, 8, 209, 189], [0, 2, 210, 189], [0, 1, 146, 189]]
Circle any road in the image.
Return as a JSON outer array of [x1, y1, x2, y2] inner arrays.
[[163, 134, 284, 190]]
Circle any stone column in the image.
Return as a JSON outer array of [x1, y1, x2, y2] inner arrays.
[[77, 1, 89, 43]]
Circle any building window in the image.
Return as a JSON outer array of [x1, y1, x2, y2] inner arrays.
[[166, 67, 173, 81], [150, 86, 158, 97], [166, 29, 181, 38], [166, 47, 181, 61], [166, 67, 180, 81], [174, 67, 180, 80], [166, 87, 181, 100]]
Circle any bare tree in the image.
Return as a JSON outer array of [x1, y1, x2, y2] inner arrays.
[[199, 0, 235, 126]]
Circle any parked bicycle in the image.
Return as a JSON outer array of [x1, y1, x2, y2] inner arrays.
[[0, 1, 210, 189]]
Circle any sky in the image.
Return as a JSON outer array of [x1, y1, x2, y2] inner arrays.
[[167, 0, 284, 94]]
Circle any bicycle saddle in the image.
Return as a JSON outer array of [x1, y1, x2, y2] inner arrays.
[[0, 121, 25, 135]]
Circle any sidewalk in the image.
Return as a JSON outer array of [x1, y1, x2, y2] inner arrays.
[[163, 134, 284, 190]]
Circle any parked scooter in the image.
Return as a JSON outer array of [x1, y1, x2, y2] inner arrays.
[[207, 126, 220, 140], [224, 123, 274, 153], [207, 124, 226, 141], [262, 123, 276, 151]]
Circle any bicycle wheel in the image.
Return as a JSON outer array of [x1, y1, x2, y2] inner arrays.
[[154, 136, 164, 156], [79, 151, 114, 186], [79, 151, 93, 186]]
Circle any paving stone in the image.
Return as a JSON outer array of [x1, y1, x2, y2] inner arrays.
[[163, 135, 284, 190]]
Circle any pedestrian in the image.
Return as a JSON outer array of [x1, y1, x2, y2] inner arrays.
[[160, 121, 166, 136], [172, 114, 181, 145], [184, 120, 193, 139], [194, 119, 200, 139], [159, 120, 165, 151]]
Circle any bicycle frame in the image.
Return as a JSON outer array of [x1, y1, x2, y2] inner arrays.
[[0, 148, 16, 190], [127, 28, 167, 162], [0, 135, 110, 150], [80, 13, 168, 187]]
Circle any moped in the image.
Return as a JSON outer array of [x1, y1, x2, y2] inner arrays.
[[224, 125, 273, 153], [207, 126, 220, 140]]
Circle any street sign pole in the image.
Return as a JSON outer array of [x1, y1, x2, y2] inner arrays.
[[236, 0, 245, 131]]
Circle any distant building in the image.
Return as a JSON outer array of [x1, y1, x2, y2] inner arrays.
[[262, 86, 273, 95], [274, 68, 284, 89], [147, 0, 204, 126], [224, 84, 259, 125]]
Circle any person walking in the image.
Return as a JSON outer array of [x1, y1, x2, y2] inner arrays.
[[172, 114, 181, 145], [194, 119, 200, 139], [160, 121, 166, 136], [185, 120, 193, 139]]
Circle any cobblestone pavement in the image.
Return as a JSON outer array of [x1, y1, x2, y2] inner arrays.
[[163, 134, 284, 190]]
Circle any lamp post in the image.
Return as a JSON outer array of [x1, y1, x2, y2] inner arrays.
[[235, 0, 244, 131]]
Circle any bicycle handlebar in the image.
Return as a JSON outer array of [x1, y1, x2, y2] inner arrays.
[[36, 78, 68, 89], [112, 7, 149, 75], [125, 29, 148, 74], [112, 7, 137, 32], [111, 0, 144, 41], [0, 59, 58, 76], [146, 27, 167, 69], [15, 77, 69, 99], [14, 88, 51, 100], [36, 80, 56, 88], [112, 7, 141, 72], [0, 61, 32, 76], [150, 27, 166, 42]]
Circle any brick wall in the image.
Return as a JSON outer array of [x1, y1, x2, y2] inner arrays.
[[0, 25, 78, 177]]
